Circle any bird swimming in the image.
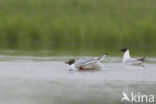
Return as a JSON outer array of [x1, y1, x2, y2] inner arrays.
[[65, 54, 107, 70], [120, 48, 145, 65]]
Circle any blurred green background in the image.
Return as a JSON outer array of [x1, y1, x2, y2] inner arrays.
[[0, 0, 156, 56]]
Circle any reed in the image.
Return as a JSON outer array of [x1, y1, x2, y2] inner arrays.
[[0, 0, 156, 54]]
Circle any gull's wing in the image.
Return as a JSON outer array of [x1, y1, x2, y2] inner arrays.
[[75, 57, 97, 67], [97, 54, 107, 63], [125, 58, 144, 65], [75, 54, 107, 67]]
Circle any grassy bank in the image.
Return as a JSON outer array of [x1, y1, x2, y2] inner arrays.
[[0, 0, 156, 55]]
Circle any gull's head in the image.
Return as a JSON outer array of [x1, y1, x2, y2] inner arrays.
[[104, 53, 108, 56], [65, 59, 75, 65], [120, 48, 128, 53]]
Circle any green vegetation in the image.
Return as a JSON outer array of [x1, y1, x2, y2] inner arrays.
[[0, 0, 156, 55]]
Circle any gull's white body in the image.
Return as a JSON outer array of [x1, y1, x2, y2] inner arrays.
[[122, 50, 144, 65]]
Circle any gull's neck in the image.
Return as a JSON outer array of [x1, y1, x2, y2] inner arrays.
[[122, 50, 131, 63], [124, 50, 131, 58]]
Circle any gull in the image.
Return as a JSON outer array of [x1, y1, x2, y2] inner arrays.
[[65, 54, 107, 70], [120, 48, 145, 65]]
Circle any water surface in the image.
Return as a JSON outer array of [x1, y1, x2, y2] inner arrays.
[[0, 55, 156, 104]]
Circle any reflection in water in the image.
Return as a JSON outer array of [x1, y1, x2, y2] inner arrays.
[[0, 56, 156, 104]]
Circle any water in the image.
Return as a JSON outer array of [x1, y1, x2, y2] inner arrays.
[[0, 55, 156, 104]]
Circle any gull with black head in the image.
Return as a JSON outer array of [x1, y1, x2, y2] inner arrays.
[[120, 48, 145, 65], [65, 54, 107, 70]]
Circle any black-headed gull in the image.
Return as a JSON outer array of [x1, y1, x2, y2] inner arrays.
[[65, 54, 107, 70], [120, 48, 145, 65]]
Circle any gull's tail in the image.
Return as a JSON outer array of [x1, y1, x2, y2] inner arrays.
[[97, 53, 107, 63], [138, 56, 145, 61]]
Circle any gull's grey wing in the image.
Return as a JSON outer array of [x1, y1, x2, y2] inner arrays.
[[75, 54, 107, 67], [125, 58, 144, 65], [75, 57, 97, 67]]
